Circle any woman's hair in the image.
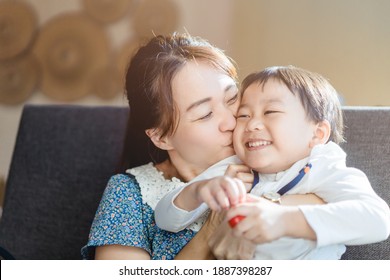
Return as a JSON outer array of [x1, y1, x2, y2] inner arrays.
[[121, 33, 238, 169], [241, 65, 344, 144]]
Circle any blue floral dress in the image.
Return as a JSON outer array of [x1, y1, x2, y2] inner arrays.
[[81, 163, 198, 260]]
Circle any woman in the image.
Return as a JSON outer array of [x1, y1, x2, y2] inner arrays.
[[82, 33, 321, 260], [81, 33, 243, 260]]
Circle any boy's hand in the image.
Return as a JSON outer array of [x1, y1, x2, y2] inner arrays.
[[225, 164, 254, 192], [196, 176, 247, 212]]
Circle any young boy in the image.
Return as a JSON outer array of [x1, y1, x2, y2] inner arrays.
[[155, 66, 390, 259]]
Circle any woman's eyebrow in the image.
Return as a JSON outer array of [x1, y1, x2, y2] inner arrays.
[[225, 84, 238, 93], [186, 84, 237, 112], [186, 97, 211, 112]]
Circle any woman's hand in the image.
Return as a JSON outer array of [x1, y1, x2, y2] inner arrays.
[[208, 193, 324, 259], [226, 194, 317, 244], [226, 195, 288, 243], [208, 216, 256, 259], [175, 210, 226, 260]]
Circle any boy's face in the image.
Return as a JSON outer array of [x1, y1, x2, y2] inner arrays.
[[233, 79, 317, 174]]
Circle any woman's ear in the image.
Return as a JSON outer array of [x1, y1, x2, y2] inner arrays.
[[309, 120, 331, 148], [145, 128, 173, 151]]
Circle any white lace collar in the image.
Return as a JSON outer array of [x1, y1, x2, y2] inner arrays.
[[126, 163, 210, 232], [126, 163, 186, 210]]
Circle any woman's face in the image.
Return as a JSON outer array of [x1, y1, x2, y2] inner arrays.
[[165, 60, 239, 177]]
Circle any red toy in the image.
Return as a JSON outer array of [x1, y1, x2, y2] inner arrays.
[[228, 215, 245, 228]]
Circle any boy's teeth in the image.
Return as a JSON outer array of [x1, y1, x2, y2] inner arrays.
[[248, 140, 271, 147]]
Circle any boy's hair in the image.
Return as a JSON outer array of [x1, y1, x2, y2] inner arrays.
[[241, 65, 344, 144]]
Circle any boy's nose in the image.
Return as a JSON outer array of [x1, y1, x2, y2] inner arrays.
[[246, 117, 264, 131]]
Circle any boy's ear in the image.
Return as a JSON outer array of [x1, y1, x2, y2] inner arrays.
[[145, 128, 173, 151], [309, 120, 331, 148]]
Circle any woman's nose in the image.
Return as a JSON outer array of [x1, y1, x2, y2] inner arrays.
[[220, 108, 236, 132]]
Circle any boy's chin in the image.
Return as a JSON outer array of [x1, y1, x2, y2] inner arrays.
[[250, 165, 277, 174]]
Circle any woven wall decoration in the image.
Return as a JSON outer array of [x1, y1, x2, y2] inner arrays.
[[33, 13, 110, 101], [90, 65, 123, 100], [82, 0, 136, 23], [133, 0, 179, 39], [0, 0, 38, 61], [0, 0, 180, 103], [0, 53, 40, 105]]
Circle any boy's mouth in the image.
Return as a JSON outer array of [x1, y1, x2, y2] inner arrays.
[[246, 140, 272, 148]]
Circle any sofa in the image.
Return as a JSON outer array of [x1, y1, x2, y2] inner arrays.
[[0, 104, 389, 260]]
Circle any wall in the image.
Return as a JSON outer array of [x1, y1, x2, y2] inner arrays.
[[230, 0, 390, 106]]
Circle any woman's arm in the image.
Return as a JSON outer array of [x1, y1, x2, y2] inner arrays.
[[86, 175, 155, 260], [281, 193, 325, 206], [93, 209, 225, 260], [95, 245, 150, 260], [93, 205, 223, 260]]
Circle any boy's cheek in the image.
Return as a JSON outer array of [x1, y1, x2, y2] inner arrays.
[[232, 126, 244, 144]]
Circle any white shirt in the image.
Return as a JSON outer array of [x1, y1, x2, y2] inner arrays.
[[155, 142, 390, 259]]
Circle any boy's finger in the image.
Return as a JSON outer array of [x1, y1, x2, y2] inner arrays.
[[199, 188, 221, 212], [206, 197, 222, 212], [233, 178, 247, 202], [236, 172, 254, 188], [222, 177, 242, 206], [225, 164, 251, 177], [214, 187, 231, 210]]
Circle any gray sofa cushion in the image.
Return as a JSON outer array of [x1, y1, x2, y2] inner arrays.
[[0, 105, 128, 259], [340, 107, 390, 259], [0, 105, 388, 259]]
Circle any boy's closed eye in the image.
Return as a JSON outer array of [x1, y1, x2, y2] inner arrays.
[[264, 110, 282, 115], [236, 114, 250, 119]]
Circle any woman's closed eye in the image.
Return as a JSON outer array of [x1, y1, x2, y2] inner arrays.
[[197, 111, 213, 121], [227, 93, 239, 105]]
